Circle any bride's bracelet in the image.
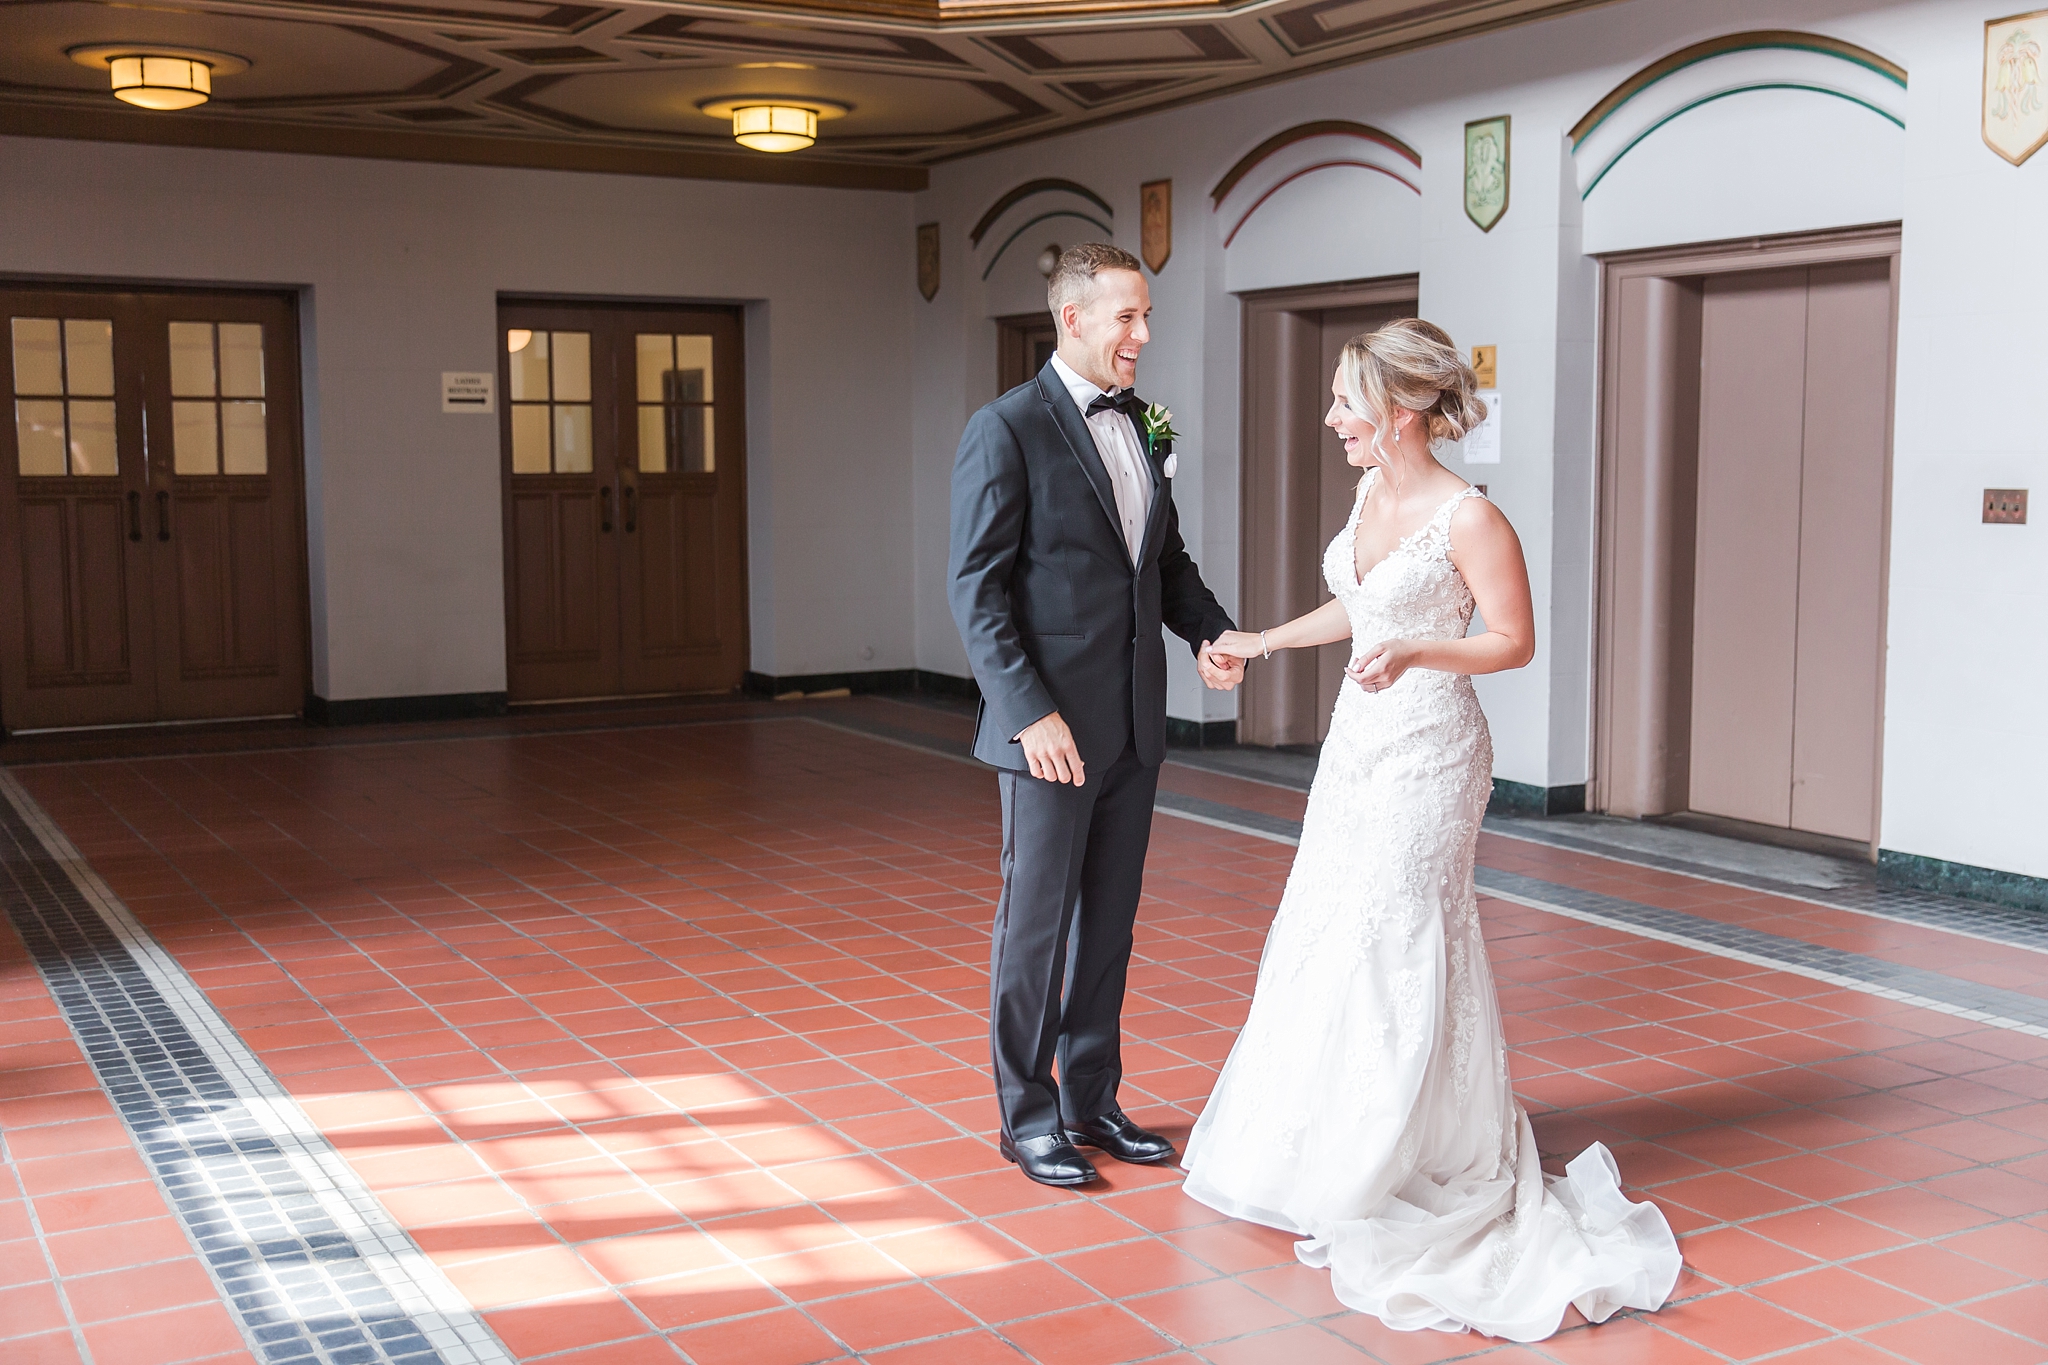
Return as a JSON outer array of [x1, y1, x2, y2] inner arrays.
[[1260, 630, 1270, 659]]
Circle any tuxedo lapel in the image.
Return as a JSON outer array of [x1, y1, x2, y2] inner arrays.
[[1135, 440, 1169, 566], [1035, 362, 1132, 567]]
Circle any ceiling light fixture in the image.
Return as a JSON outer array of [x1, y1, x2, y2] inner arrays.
[[697, 96, 850, 154], [69, 45, 249, 111]]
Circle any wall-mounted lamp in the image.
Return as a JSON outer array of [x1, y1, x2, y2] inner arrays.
[[69, 45, 248, 111], [1037, 244, 1063, 277], [697, 96, 850, 154]]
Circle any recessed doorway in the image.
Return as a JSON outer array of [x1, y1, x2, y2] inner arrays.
[[1237, 276, 1417, 746], [0, 286, 308, 733], [497, 301, 747, 703], [995, 312, 1058, 394], [1594, 227, 1898, 852]]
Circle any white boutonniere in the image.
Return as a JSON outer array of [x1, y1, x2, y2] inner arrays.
[[1140, 404, 1179, 474]]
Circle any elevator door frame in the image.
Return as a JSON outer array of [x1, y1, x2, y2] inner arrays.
[[1591, 225, 1900, 858], [1237, 275, 1419, 747]]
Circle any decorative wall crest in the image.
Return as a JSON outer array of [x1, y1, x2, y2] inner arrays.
[[1985, 10, 2047, 165], [1140, 180, 1172, 273], [917, 223, 941, 301], [1464, 115, 1510, 231]]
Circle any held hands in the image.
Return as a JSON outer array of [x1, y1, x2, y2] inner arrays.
[[1018, 711, 1086, 786], [1347, 639, 1417, 694], [1204, 630, 1265, 661], [1197, 640, 1245, 692]]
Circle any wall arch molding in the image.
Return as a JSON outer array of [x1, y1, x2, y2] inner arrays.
[[969, 177, 1113, 246], [1572, 31, 1906, 197]]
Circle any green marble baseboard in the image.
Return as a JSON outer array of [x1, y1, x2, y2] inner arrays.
[[1879, 849, 2048, 913]]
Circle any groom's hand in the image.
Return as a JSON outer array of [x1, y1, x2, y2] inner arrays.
[[1018, 712, 1086, 786], [1198, 642, 1244, 692]]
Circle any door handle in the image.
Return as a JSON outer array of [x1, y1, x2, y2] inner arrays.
[[599, 485, 613, 533], [128, 491, 141, 542], [623, 484, 637, 534], [156, 491, 171, 542]]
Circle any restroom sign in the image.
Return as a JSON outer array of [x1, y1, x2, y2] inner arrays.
[[442, 371, 494, 413]]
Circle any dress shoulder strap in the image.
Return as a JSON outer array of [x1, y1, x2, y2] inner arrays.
[[1420, 485, 1485, 555]]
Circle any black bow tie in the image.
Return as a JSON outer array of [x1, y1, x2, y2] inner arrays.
[[1085, 390, 1144, 418]]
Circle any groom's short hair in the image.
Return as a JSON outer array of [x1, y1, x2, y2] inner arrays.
[[1048, 242, 1143, 318]]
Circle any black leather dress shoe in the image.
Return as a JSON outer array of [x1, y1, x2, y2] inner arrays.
[[999, 1133, 1098, 1186], [1065, 1110, 1176, 1165]]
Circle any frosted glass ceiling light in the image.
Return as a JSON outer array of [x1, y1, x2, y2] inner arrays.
[[731, 105, 816, 153], [70, 46, 248, 111], [698, 96, 849, 154]]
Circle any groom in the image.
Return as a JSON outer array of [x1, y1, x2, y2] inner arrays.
[[949, 243, 1241, 1187]]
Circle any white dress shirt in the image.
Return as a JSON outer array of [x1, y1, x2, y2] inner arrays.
[[1050, 352, 1153, 561]]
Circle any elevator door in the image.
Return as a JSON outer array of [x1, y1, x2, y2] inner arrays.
[[1239, 290, 1415, 746], [1691, 260, 1891, 841], [0, 289, 308, 732]]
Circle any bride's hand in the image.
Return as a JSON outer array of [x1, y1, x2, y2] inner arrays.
[[1205, 629, 1265, 660], [1348, 640, 1417, 693]]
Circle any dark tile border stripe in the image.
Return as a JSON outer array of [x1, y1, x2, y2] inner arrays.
[[0, 773, 516, 1365]]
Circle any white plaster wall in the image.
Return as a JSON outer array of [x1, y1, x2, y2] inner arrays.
[[0, 135, 914, 699], [1223, 168, 1421, 294], [912, 0, 2046, 878], [1884, 8, 2048, 878]]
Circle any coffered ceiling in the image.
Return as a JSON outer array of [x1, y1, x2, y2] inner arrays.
[[0, 0, 1618, 191]]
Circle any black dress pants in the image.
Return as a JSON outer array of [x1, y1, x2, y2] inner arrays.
[[991, 738, 1159, 1140]]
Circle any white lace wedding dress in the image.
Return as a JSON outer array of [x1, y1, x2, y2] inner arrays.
[[1181, 473, 1680, 1342]]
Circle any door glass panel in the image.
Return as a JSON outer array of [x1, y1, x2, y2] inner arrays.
[[634, 332, 715, 474], [508, 329, 549, 401], [551, 331, 590, 403], [508, 329, 594, 474], [173, 400, 219, 474], [11, 318, 63, 394], [169, 322, 216, 396], [64, 319, 114, 396], [554, 405, 592, 474], [217, 324, 265, 397], [636, 334, 672, 403], [68, 400, 118, 475], [637, 405, 667, 473], [674, 335, 714, 401], [12, 316, 118, 475], [14, 399, 66, 475], [510, 405, 550, 473], [676, 408, 713, 474], [221, 401, 267, 474]]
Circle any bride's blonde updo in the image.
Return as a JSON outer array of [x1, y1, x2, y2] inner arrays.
[[1338, 318, 1489, 450]]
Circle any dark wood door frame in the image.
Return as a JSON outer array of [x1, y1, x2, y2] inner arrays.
[[1591, 225, 1900, 858], [995, 312, 1057, 395], [1236, 274, 1418, 747]]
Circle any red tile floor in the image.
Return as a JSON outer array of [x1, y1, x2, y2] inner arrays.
[[3, 696, 2045, 1365]]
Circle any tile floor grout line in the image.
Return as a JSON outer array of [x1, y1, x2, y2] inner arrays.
[[0, 1124, 102, 1364], [0, 768, 522, 1365]]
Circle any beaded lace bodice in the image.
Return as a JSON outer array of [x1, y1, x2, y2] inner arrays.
[[1325, 469, 1485, 658]]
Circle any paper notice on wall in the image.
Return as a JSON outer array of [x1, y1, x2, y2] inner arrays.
[[442, 371, 495, 414], [1463, 389, 1501, 464]]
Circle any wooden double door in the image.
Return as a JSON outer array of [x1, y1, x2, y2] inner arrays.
[[0, 288, 307, 732], [499, 302, 747, 701]]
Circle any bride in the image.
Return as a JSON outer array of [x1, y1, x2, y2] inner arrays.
[[1186, 319, 1679, 1342]]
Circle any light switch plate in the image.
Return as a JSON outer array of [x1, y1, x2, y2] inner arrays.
[[1984, 489, 2028, 524]]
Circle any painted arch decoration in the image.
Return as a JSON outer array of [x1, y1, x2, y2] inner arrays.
[[972, 178, 1115, 281], [1571, 31, 1907, 197], [1209, 120, 1421, 247], [1210, 120, 1421, 294]]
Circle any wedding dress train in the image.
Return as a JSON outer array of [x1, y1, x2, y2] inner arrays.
[[1181, 474, 1680, 1341]]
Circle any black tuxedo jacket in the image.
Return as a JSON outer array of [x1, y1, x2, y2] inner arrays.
[[948, 360, 1235, 771]]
